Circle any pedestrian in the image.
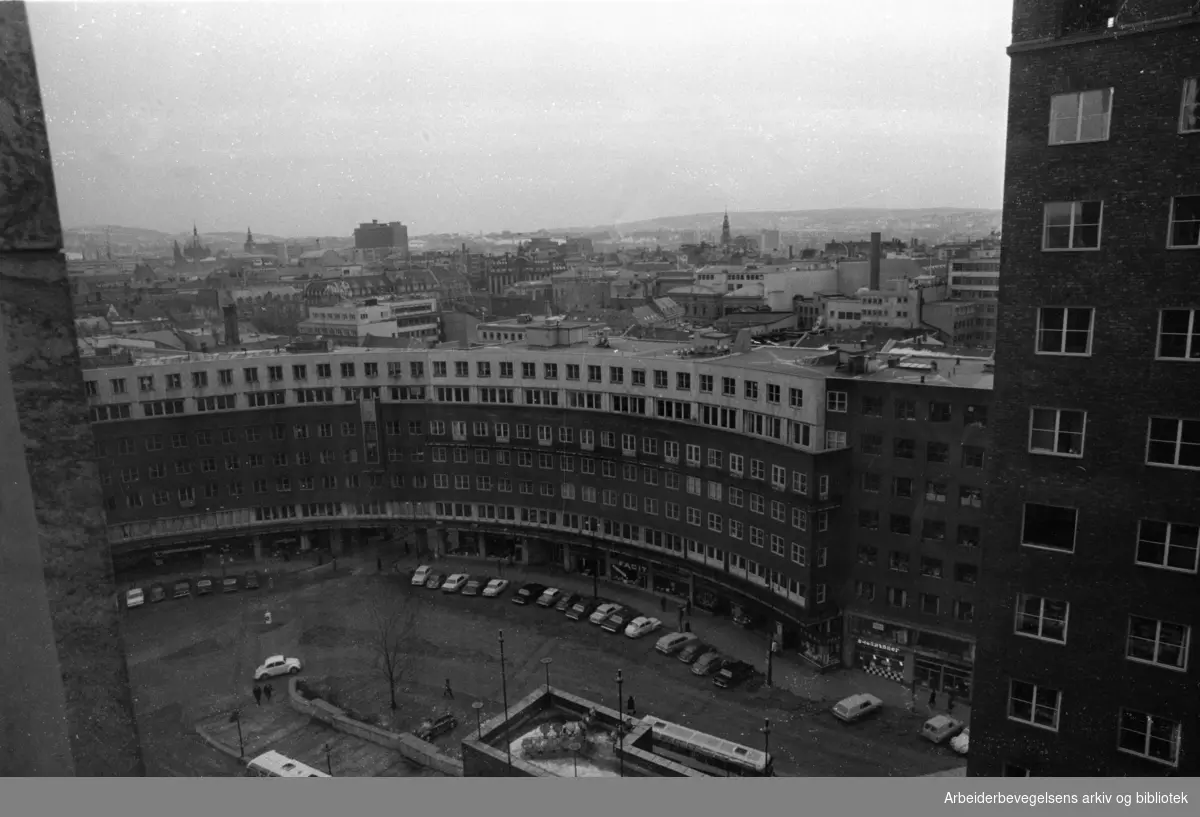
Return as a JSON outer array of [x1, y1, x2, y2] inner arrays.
[[264, 683, 274, 703], [947, 690, 956, 715], [910, 678, 918, 697], [660, 596, 667, 613], [627, 696, 636, 716], [443, 678, 454, 699], [404, 541, 410, 556], [927, 688, 937, 710], [253, 685, 262, 706]]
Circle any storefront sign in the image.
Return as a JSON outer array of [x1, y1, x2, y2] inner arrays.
[[856, 638, 901, 654]]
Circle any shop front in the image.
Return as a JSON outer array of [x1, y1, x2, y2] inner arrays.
[[853, 637, 905, 684], [691, 577, 732, 615], [796, 616, 843, 671], [650, 563, 691, 600], [610, 555, 648, 590], [912, 631, 975, 700]]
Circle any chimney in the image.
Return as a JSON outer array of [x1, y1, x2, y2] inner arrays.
[[869, 232, 882, 291]]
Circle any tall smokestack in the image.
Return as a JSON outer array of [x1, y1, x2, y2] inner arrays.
[[869, 232, 882, 291]]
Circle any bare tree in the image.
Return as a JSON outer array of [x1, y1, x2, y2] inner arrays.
[[365, 584, 424, 711]]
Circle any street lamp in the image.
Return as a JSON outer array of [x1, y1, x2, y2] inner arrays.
[[498, 630, 511, 773], [760, 718, 771, 765], [767, 640, 777, 688], [540, 656, 553, 692], [323, 742, 333, 776], [472, 701, 484, 739], [615, 669, 624, 778], [569, 741, 581, 778], [228, 708, 244, 758]]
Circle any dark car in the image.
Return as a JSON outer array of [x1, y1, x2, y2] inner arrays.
[[148, 583, 167, 603], [414, 712, 459, 742], [243, 571, 260, 590], [462, 577, 488, 597], [713, 660, 756, 689], [425, 571, 446, 590], [222, 576, 239, 593], [196, 576, 215, 596], [172, 579, 191, 599], [676, 641, 710, 664], [566, 598, 601, 621], [601, 609, 640, 634], [555, 592, 582, 612], [512, 583, 547, 605], [691, 651, 726, 676]]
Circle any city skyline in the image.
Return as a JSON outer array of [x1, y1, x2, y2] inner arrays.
[[29, 1, 1011, 237]]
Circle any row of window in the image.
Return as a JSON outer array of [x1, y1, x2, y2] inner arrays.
[[859, 476, 985, 506], [1019, 506, 1199, 574], [1035, 306, 1200, 360], [852, 582, 975, 622], [860, 435, 987, 466], [855, 547, 979, 584], [1047, 81, 1198, 145], [1007, 680, 1182, 768], [826, 393, 988, 425], [858, 511, 980, 544], [1038, 196, 1200, 251]]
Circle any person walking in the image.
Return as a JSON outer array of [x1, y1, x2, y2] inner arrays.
[[626, 696, 636, 717], [947, 689, 957, 715], [264, 683, 274, 703], [253, 685, 262, 706], [443, 678, 454, 699], [927, 687, 937, 711]]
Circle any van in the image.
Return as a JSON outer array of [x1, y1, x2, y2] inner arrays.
[[125, 588, 145, 609]]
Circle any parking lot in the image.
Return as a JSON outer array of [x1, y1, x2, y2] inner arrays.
[[119, 551, 965, 777]]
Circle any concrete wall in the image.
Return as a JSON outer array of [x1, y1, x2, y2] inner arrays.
[[287, 677, 463, 776]]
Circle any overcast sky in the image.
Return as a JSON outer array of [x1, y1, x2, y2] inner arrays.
[[29, 1, 1012, 237]]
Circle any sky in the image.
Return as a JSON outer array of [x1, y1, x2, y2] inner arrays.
[[28, 1, 1013, 237]]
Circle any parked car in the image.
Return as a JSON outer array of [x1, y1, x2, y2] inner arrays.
[[424, 571, 446, 589], [172, 579, 191, 599], [222, 576, 239, 593], [512, 583, 547, 605], [602, 608, 640, 633], [691, 651, 726, 676], [589, 602, 622, 625], [713, 660, 756, 689], [125, 588, 145, 609], [566, 598, 601, 621], [676, 641, 710, 664], [832, 693, 884, 723], [411, 565, 433, 587], [254, 654, 302, 681], [441, 573, 470, 593], [921, 715, 966, 745], [462, 577, 488, 596], [196, 576, 214, 596], [148, 583, 167, 603], [950, 728, 970, 755], [535, 587, 562, 608], [655, 631, 698, 655], [732, 612, 757, 628], [624, 616, 663, 639], [414, 712, 458, 742], [244, 571, 260, 590], [482, 578, 510, 598], [555, 592, 582, 612]]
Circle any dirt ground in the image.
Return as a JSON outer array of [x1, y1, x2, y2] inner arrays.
[[119, 566, 964, 777]]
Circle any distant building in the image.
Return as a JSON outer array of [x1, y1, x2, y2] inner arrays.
[[760, 230, 781, 254], [296, 296, 440, 343], [353, 220, 410, 259], [946, 252, 999, 346]]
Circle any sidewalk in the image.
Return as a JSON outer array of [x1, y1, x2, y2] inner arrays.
[[412, 552, 971, 728]]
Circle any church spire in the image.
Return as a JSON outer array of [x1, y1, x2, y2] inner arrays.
[[720, 209, 731, 248]]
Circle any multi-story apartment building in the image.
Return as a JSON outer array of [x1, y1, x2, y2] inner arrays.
[[971, 0, 1200, 777], [825, 351, 991, 696], [947, 252, 1000, 346], [81, 325, 995, 678]]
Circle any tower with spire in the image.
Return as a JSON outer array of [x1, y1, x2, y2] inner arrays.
[[244, 227, 255, 253], [720, 210, 731, 248]]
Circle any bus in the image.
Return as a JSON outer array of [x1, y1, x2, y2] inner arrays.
[[641, 716, 773, 777], [245, 751, 330, 778]]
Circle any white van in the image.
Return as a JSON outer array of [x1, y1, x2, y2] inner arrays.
[[125, 588, 145, 609]]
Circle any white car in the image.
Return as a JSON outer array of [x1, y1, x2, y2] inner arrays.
[[441, 573, 469, 593], [254, 654, 302, 681], [921, 714, 965, 745], [125, 588, 145, 609], [588, 602, 621, 625], [624, 616, 663, 638], [655, 631, 698, 655], [950, 728, 969, 755], [482, 578, 510, 598], [832, 693, 884, 723], [411, 565, 432, 587]]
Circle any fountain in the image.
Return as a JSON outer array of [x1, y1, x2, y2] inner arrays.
[[508, 709, 625, 777]]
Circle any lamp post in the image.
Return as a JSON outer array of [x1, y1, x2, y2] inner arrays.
[[323, 741, 333, 776], [472, 701, 484, 739], [569, 741, 581, 777], [498, 630, 511, 773], [540, 656, 553, 692], [615, 669, 625, 778], [767, 640, 776, 688], [760, 717, 771, 763], [228, 708, 244, 758]]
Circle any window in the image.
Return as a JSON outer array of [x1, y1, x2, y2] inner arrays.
[[728, 487, 743, 507], [893, 438, 914, 459], [1118, 710, 1182, 766], [923, 480, 947, 502], [1157, 309, 1200, 360], [686, 507, 701, 526], [926, 441, 949, 463], [1015, 594, 1068, 643], [858, 510, 879, 530], [1135, 519, 1199, 573], [894, 398, 917, 420], [1127, 616, 1190, 670], [893, 476, 913, 499], [750, 459, 764, 480], [860, 434, 882, 456], [886, 587, 907, 608], [1182, 77, 1200, 133], [1007, 680, 1061, 731], [861, 395, 882, 416], [962, 446, 985, 469], [1048, 88, 1112, 144], [1021, 503, 1078, 552], [825, 430, 847, 450], [1168, 195, 1200, 249], [959, 486, 982, 509], [890, 515, 911, 536], [1146, 417, 1200, 469], [861, 472, 881, 492], [749, 494, 764, 514], [665, 502, 680, 520], [749, 527, 764, 547], [919, 593, 939, 615], [708, 513, 723, 532], [1037, 306, 1094, 355], [609, 366, 624, 384], [1043, 201, 1102, 250], [707, 481, 723, 501], [826, 391, 847, 412], [929, 401, 952, 423], [766, 383, 779, 404], [744, 380, 758, 400]]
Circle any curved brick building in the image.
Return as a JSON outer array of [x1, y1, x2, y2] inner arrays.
[[84, 322, 992, 680]]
